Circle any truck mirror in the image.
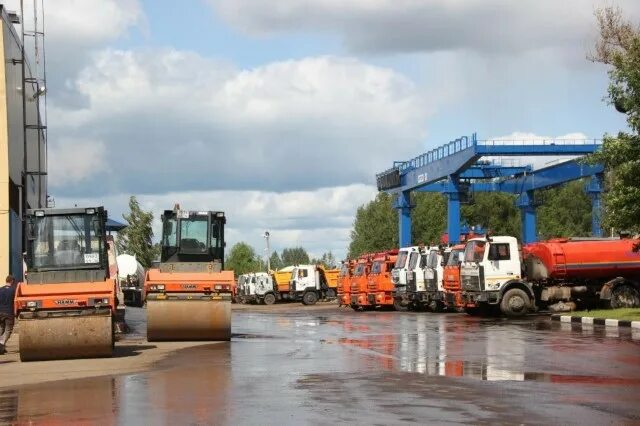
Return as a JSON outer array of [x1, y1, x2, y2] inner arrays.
[[440, 261, 445, 267]]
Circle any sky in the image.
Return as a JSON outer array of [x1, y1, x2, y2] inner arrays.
[[6, 0, 640, 260]]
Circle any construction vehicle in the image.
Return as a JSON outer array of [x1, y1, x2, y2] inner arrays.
[[337, 260, 355, 307], [145, 207, 234, 341], [234, 274, 248, 303], [442, 244, 466, 311], [392, 246, 426, 311], [14, 207, 116, 361], [117, 254, 145, 307], [350, 255, 372, 310], [461, 236, 640, 317], [235, 273, 252, 304], [271, 266, 295, 301], [391, 246, 423, 311], [421, 246, 451, 311], [366, 250, 398, 309], [239, 272, 278, 305], [289, 264, 339, 305]]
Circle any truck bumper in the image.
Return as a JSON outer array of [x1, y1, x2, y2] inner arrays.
[[463, 291, 500, 305]]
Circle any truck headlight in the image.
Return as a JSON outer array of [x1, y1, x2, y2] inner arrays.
[[26, 301, 37, 308], [486, 282, 501, 290], [215, 285, 222, 290]]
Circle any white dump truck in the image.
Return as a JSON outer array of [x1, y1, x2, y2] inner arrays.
[[392, 246, 426, 311], [289, 265, 339, 305], [116, 254, 146, 307]]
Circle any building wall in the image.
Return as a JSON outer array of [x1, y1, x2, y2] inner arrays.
[[0, 5, 47, 281]]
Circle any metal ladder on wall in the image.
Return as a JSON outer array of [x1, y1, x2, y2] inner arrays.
[[20, 0, 49, 211]]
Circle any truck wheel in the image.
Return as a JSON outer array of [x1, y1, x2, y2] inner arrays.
[[303, 291, 318, 306], [393, 299, 409, 312], [263, 293, 276, 305], [611, 285, 640, 309], [500, 288, 531, 317]]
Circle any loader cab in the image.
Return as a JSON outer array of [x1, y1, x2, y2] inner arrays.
[[24, 207, 109, 283], [160, 209, 226, 266]]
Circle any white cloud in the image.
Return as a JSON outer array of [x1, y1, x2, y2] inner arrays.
[[47, 137, 107, 186], [209, 0, 640, 56], [47, 50, 432, 196], [54, 184, 378, 259]]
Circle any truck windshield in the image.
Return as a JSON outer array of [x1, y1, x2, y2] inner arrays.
[[370, 261, 383, 274], [408, 252, 419, 270], [339, 264, 349, 277], [354, 264, 366, 276], [180, 218, 208, 252], [30, 214, 104, 270], [446, 249, 463, 266], [395, 251, 408, 268], [427, 250, 439, 268], [464, 241, 486, 263]]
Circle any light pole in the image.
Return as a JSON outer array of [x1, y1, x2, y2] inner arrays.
[[263, 231, 271, 271]]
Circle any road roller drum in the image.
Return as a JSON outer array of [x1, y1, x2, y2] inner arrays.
[[146, 299, 231, 341], [19, 311, 114, 362]]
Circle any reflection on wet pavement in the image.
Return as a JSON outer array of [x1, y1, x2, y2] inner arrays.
[[1, 309, 639, 424]]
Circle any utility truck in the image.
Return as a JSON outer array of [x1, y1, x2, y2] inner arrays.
[[366, 250, 398, 309], [337, 260, 355, 307], [289, 265, 339, 305], [391, 246, 422, 311], [420, 246, 451, 311], [442, 244, 466, 311], [461, 236, 640, 317], [350, 256, 372, 310]]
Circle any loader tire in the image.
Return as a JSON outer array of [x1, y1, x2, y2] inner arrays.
[[500, 288, 531, 317], [263, 293, 276, 306], [302, 291, 318, 306]]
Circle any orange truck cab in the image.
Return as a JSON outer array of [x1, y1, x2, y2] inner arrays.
[[349, 255, 371, 310], [442, 244, 466, 311], [337, 259, 355, 307], [366, 250, 398, 308], [15, 207, 117, 361]]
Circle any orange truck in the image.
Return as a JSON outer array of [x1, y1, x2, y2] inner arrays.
[[350, 254, 373, 310], [145, 206, 234, 341], [15, 207, 117, 361], [366, 250, 398, 309], [337, 259, 355, 307], [442, 244, 466, 311]]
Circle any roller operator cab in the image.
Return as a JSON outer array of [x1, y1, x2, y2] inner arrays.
[[145, 208, 234, 341], [15, 207, 116, 361]]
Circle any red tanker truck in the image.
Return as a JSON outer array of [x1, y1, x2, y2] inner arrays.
[[460, 236, 640, 317]]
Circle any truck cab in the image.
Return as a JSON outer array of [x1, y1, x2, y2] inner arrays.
[[422, 246, 451, 311], [337, 260, 355, 307], [391, 246, 421, 311], [366, 250, 398, 308], [461, 236, 527, 316], [349, 257, 370, 310], [289, 265, 338, 305], [443, 244, 466, 310]]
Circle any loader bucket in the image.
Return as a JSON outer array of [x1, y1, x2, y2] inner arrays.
[[19, 311, 114, 362], [146, 299, 231, 341]]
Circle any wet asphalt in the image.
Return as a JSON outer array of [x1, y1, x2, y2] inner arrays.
[[1, 306, 639, 425]]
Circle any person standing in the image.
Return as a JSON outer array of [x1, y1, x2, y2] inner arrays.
[[0, 275, 17, 354]]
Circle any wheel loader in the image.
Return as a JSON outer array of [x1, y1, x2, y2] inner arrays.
[[145, 206, 234, 341], [14, 207, 116, 361]]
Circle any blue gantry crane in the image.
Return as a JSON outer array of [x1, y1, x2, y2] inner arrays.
[[376, 133, 603, 246]]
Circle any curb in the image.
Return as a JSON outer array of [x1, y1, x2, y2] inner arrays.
[[551, 314, 640, 329]]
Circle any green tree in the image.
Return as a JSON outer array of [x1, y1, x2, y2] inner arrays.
[[589, 7, 640, 234], [462, 193, 521, 237], [281, 247, 310, 265], [537, 180, 592, 239], [116, 196, 157, 268], [269, 251, 283, 270], [412, 193, 447, 245], [348, 193, 398, 257], [226, 242, 261, 275], [311, 251, 338, 268]]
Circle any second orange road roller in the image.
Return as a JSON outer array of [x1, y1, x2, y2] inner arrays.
[[144, 206, 234, 341]]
